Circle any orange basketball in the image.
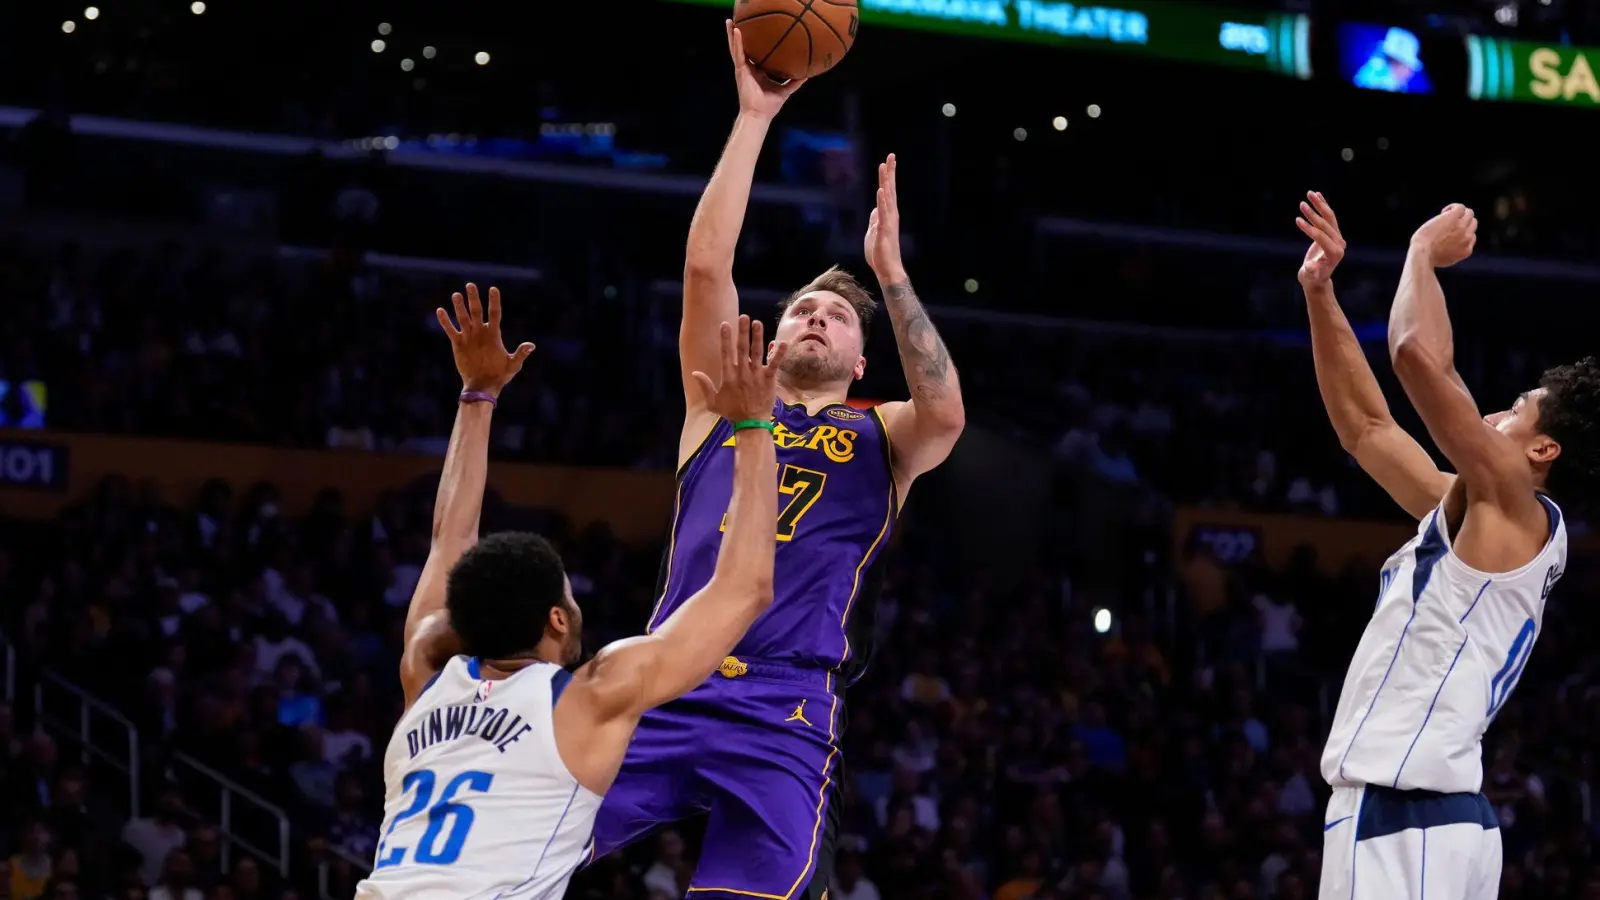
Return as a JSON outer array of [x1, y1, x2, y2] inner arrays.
[[733, 0, 859, 82]]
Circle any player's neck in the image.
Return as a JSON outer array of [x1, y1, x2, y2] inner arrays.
[[775, 377, 849, 416], [479, 651, 557, 679]]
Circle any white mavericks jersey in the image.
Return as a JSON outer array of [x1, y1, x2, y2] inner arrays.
[[1321, 495, 1566, 795], [355, 656, 601, 900]]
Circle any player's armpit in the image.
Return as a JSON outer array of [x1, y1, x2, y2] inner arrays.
[[877, 398, 963, 490], [399, 609, 462, 710], [1347, 420, 1457, 520]]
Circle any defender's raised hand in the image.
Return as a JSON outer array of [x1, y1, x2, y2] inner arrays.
[[728, 20, 806, 119], [1296, 191, 1347, 289], [690, 315, 789, 423], [436, 284, 536, 396], [864, 154, 907, 282], [1411, 204, 1478, 268]]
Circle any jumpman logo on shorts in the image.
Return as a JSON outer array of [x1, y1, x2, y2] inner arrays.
[[785, 699, 813, 727]]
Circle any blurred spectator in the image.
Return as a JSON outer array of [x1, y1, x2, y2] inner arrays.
[[9, 822, 53, 900], [122, 790, 187, 888]]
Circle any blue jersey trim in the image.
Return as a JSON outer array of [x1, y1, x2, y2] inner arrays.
[[551, 668, 573, 707]]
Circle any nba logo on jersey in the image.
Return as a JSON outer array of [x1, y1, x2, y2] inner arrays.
[[474, 680, 494, 703]]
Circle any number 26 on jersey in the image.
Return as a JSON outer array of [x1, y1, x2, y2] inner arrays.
[[374, 768, 493, 869]]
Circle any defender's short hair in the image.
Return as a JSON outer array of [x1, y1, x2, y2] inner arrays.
[[445, 532, 567, 660], [776, 266, 877, 342]]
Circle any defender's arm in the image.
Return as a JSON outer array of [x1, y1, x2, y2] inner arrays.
[[581, 420, 777, 711], [1298, 192, 1452, 519], [867, 156, 965, 487], [400, 286, 535, 711], [1310, 284, 1453, 519], [1390, 209, 1544, 533], [557, 320, 784, 797]]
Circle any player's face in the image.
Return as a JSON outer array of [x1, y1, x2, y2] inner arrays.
[[1486, 388, 1560, 467], [776, 292, 866, 386], [1485, 388, 1542, 436]]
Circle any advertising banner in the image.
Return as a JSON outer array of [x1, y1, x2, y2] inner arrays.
[[1468, 36, 1600, 107], [668, 0, 1312, 77]]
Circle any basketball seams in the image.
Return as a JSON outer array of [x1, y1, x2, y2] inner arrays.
[[800, 1, 849, 57], [737, 0, 855, 79]]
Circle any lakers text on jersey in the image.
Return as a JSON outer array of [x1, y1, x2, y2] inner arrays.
[[648, 400, 896, 677], [355, 657, 600, 900], [1318, 495, 1564, 900]]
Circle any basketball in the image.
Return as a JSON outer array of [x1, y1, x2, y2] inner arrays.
[[733, 0, 859, 82]]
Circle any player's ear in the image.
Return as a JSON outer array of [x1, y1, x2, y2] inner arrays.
[[853, 355, 866, 382], [548, 604, 570, 637], [1530, 434, 1561, 466]]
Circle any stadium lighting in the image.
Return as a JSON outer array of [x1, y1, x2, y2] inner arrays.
[[1093, 608, 1113, 634], [1087, 104, 1103, 118], [190, 1, 205, 13], [401, 58, 415, 72], [1052, 116, 1068, 131], [475, 51, 491, 65], [422, 46, 437, 59], [378, 22, 392, 35], [964, 279, 979, 293], [1013, 127, 1028, 141], [371, 39, 386, 53], [62, 20, 76, 32], [84, 7, 99, 20], [941, 103, 956, 117], [1341, 148, 1355, 162]]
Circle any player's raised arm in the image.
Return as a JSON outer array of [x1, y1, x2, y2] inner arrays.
[[679, 22, 805, 460], [568, 317, 784, 719], [865, 155, 966, 489], [398, 285, 536, 711], [1389, 206, 1548, 543], [1296, 192, 1453, 520]]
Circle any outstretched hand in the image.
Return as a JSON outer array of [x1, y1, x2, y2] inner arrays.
[[864, 153, 907, 282], [1296, 191, 1346, 288], [728, 19, 806, 118], [436, 284, 536, 397], [691, 315, 789, 423]]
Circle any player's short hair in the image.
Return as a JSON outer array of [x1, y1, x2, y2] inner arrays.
[[1538, 356, 1600, 513], [777, 266, 877, 342], [445, 532, 568, 660]]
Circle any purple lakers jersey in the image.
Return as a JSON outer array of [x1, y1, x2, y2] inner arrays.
[[648, 400, 897, 675]]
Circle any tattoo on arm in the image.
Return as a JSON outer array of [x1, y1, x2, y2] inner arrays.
[[884, 281, 955, 403]]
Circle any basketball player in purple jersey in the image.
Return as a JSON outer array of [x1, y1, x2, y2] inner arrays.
[[587, 21, 967, 899]]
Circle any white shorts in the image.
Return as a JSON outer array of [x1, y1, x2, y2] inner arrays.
[[1320, 785, 1502, 900]]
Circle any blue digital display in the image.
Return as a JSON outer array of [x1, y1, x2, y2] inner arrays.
[[1340, 23, 1433, 94]]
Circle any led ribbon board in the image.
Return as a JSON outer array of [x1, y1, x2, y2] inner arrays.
[[671, 0, 1312, 78], [1467, 35, 1600, 107]]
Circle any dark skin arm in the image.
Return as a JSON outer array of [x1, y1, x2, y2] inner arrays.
[[1389, 205, 1548, 570], [398, 285, 536, 712], [1296, 191, 1454, 520], [554, 317, 785, 795]]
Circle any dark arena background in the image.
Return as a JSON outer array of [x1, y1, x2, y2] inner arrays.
[[3, 0, 1600, 897]]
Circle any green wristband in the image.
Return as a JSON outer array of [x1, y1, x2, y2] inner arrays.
[[733, 418, 777, 433]]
